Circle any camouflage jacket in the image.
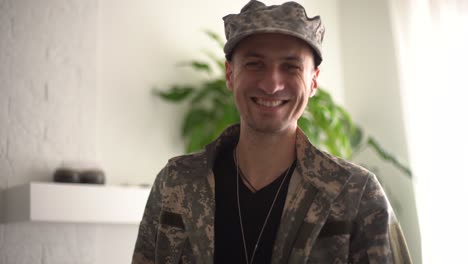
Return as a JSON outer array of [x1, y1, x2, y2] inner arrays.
[[132, 125, 412, 264]]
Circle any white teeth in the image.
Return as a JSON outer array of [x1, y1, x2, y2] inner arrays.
[[255, 98, 283, 107]]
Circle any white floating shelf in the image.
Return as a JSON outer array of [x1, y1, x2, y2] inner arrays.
[[0, 182, 151, 224]]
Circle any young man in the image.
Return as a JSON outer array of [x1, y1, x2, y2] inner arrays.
[[132, 1, 412, 263]]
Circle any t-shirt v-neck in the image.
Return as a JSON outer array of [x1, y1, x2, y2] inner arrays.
[[213, 144, 295, 264]]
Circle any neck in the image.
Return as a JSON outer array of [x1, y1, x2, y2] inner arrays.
[[235, 124, 297, 190]]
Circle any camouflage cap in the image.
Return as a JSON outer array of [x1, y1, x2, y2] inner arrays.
[[223, 0, 325, 66]]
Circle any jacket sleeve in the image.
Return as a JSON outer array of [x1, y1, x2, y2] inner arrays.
[[132, 166, 168, 264], [349, 173, 412, 264]]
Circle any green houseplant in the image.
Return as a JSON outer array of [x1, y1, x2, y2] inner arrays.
[[153, 31, 412, 178]]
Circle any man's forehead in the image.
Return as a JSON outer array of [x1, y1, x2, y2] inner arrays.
[[237, 51, 309, 62], [233, 34, 314, 62]]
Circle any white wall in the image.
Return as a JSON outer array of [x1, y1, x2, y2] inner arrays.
[[388, 1, 468, 263], [1, 0, 344, 263], [0, 0, 97, 188], [2, 0, 420, 263], [0, 0, 99, 263], [338, 0, 421, 263]]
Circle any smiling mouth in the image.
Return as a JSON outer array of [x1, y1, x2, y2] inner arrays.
[[252, 97, 288, 108]]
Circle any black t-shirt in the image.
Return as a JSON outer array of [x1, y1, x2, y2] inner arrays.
[[213, 144, 295, 264]]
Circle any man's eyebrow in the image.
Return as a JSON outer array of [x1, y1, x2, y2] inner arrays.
[[241, 53, 304, 62], [283, 56, 304, 63], [242, 52, 264, 58]]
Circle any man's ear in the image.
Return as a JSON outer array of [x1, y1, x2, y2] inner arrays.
[[309, 68, 320, 97], [225, 61, 234, 91]]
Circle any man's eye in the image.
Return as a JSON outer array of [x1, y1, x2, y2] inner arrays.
[[285, 64, 301, 71], [244, 61, 262, 68]]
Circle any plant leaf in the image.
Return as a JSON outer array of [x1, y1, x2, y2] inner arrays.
[[154, 86, 194, 102], [190, 84, 214, 105], [350, 126, 364, 150], [204, 29, 225, 49], [367, 137, 413, 177], [202, 50, 225, 72], [177, 61, 212, 74], [182, 108, 211, 137], [186, 125, 207, 153]]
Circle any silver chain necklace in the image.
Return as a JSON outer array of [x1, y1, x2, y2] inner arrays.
[[234, 149, 294, 264]]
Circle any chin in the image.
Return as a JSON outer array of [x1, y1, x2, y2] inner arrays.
[[246, 120, 294, 135]]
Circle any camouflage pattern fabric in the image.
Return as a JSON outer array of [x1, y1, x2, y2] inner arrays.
[[132, 124, 412, 264], [223, 0, 325, 66]]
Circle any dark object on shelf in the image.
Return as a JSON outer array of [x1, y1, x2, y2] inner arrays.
[[53, 168, 80, 183], [79, 169, 106, 184]]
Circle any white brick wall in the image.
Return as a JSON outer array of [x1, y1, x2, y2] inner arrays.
[[0, 0, 97, 187], [1, 0, 388, 263], [0, 222, 138, 264], [0, 223, 97, 264], [0, 1, 127, 264], [0, 224, 4, 251], [0, 0, 344, 262]]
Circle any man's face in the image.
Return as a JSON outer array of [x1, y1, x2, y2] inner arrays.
[[225, 33, 320, 134]]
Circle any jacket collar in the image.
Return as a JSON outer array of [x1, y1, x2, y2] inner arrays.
[[176, 126, 239, 263], [184, 124, 351, 263], [294, 127, 352, 199], [206, 124, 351, 198], [271, 128, 352, 263]]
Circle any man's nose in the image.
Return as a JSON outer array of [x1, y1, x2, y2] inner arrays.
[[257, 67, 285, 95]]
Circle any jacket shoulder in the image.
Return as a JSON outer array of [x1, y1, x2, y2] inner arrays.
[[168, 148, 206, 162], [161, 150, 209, 185], [336, 155, 371, 174], [321, 151, 374, 182]]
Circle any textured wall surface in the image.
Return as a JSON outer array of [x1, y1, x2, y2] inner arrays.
[[0, 223, 96, 264], [0, 0, 101, 263], [0, 0, 97, 187], [1, 0, 406, 263]]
